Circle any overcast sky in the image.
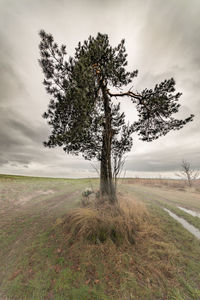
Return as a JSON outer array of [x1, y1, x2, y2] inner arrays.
[[0, 0, 199, 178]]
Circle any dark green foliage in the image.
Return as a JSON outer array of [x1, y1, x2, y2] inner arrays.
[[39, 31, 136, 161], [133, 78, 194, 141]]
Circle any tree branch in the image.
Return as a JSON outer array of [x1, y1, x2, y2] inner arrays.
[[107, 89, 142, 101]]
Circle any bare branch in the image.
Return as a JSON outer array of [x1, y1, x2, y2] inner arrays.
[[107, 89, 142, 101], [90, 162, 100, 176]]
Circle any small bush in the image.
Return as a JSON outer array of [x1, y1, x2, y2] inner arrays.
[[81, 188, 94, 207], [82, 188, 93, 198]]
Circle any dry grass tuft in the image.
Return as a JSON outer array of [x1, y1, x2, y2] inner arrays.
[[62, 196, 149, 246], [56, 194, 181, 297]]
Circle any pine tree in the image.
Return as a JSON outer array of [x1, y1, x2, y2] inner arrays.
[[38, 31, 194, 204]]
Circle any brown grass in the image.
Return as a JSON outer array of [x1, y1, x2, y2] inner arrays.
[[122, 177, 200, 192], [57, 195, 180, 298], [62, 196, 149, 246]]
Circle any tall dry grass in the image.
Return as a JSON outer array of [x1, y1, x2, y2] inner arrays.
[[62, 196, 149, 246], [59, 195, 179, 295], [122, 177, 200, 192]]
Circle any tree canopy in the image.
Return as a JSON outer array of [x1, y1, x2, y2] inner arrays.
[[39, 31, 194, 202]]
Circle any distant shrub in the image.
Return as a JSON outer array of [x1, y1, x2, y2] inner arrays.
[[82, 188, 93, 198], [81, 188, 94, 207]]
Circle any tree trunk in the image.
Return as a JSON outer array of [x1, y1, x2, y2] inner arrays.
[[100, 86, 117, 204], [187, 173, 192, 187]]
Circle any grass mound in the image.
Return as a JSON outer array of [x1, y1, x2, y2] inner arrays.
[[62, 196, 149, 246]]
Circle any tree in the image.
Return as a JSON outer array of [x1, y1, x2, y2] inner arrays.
[[176, 160, 199, 187], [38, 31, 194, 204]]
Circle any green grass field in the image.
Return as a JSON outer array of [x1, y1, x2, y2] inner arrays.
[[0, 175, 200, 299]]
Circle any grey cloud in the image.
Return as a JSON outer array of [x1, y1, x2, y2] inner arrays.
[[0, 105, 50, 168], [0, 106, 48, 141], [0, 130, 22, 151], [126, 147, 200, 172], [0, 0, 199, 177], [8, 119, 47, 144], [0, 31, 26, 102], [0, 63, 23, 101], [0, 157, 9, 166]]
